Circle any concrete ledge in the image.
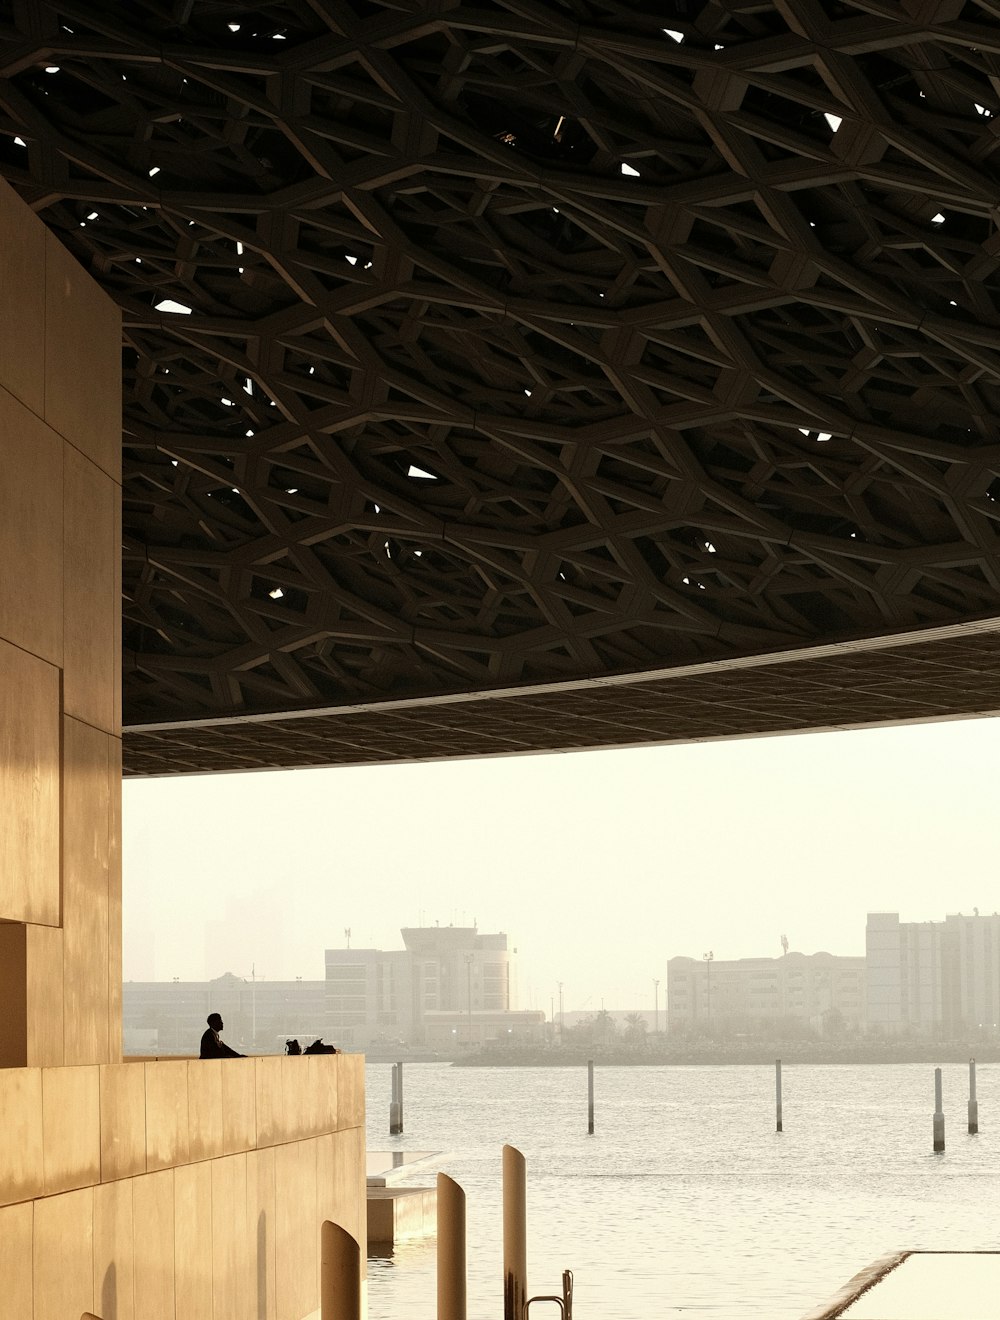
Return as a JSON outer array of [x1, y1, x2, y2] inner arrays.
[[0, 1053, 364, 1206], [367, 1184, 436, 1248]]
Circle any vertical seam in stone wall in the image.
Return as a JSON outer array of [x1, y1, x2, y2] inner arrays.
[[39, 1070, 48, 1196], [171, 1166, 178, 1320], [57, 669, 65, 933], [106, 734, 113, 1065]]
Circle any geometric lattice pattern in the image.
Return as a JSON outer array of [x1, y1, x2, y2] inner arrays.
[[3, 0, 1000, 769]]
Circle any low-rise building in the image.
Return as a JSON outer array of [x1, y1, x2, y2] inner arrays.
[[124, 924, 526, 1053], [325, 924, 518, 1048], [123, 972, 329, 1054], [421, 1009, 546, 1049], [667, 951, 866, 1035]]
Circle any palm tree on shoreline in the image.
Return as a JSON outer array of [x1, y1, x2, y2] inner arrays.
[[624, 1013, 648, 1048]]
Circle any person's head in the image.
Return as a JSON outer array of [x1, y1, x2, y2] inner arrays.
[[207, 1012, 223, 1032]]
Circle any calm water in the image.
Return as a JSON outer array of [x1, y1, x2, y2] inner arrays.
[[364, 1062, 1000, 1319]]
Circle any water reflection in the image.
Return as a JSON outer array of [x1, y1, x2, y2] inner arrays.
[[364, 1062, 1000, 1319], [368, 1237, 436, 1268]]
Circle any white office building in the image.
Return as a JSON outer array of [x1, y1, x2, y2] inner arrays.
[[325, 925, 519, 1047], [866, 911, 1000, 1036]]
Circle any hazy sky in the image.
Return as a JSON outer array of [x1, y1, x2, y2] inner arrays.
[[123, 715, 1000, 1011]]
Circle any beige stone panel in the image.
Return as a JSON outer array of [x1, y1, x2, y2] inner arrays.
[[280, 1055, 308, 1140], [254, 1055, 283, 1147], [315, 1133, 337, 1230], [0, 922, 26, 1067], [274, 1139, 318, 1320], [144, 1060, 190, 1171], [108, 736, 123, 1058], [221, 1057, 256, 1155], [0, 1200, 33, 1316], [25, 922, 64, 1067], [63, 450, 118, 734], [33, 1187, 95, 1320], [100, 1062, 146, 1181], [298, 1056, 318, 1137], [62, 716, 111, 1066], [0, 639, 60, 925], [0, 1066, 43, 1205], [300, 1056, 330, 1138], [246, 1146, 276, 1320], [42, 1063, 100, 1194], [44, 228, 122, 482], [212, 1155, 251, 1320], [174, 1161, 213, 1320], [313, 1053, 338, 1134], [319, 1050, 337, 1135], [337, 1053, 365, 1129], [0, 177, 46, 413], [330, 1127, 366, 1255], [94, 1177, 135, 1320], [187, 1059, 224, 1162], [0, 389, 63, 666], [132, 1170, 174, 1320]]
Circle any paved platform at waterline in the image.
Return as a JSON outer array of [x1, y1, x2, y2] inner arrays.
[[805, 1251, 1000, 1319], [366, 1150, 438, 1249]]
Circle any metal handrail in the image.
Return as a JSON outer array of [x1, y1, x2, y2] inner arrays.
[[524, 1297, 565, 1318], [524, 1269, 573, 1320]]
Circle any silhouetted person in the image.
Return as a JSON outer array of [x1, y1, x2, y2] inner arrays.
[[200, 1012, 245, 1058]]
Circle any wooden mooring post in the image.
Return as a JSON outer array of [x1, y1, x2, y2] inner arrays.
[[587, 1060, 594, 1135], [775, 1059, 782, 1133], [502, 1145, 527, 1320], [437, 1173, 467, 1320]]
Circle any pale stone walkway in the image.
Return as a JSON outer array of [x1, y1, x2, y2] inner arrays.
[[808, 1252, 1000, 1320]]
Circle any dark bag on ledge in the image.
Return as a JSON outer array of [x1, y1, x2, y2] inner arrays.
[[304, 1038, 337, 1054]]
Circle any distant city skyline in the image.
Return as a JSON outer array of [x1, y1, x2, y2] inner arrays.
[[124, 714, 1000, 1009]]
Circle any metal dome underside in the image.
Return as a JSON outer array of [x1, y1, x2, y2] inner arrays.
[[3, 0, 1000, 773]]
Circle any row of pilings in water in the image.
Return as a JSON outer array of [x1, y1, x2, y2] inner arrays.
[[387, 1055, 982, 1150]]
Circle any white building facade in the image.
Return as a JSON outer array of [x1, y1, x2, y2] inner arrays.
[[325, 925, 519, 1047], [866, 911, 1000, 1037], [667, 950, 866, 1035]]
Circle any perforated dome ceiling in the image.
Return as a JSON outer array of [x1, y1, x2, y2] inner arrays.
[[3, 0, 1000, 772]]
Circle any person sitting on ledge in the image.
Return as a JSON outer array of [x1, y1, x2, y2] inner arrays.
[[199, 1012, 245, 1059]]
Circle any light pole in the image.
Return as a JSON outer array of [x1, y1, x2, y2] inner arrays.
[[703, 951, 714, 1031], [653, 977, 660, 1036], [558, 981, 564, 1045]]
